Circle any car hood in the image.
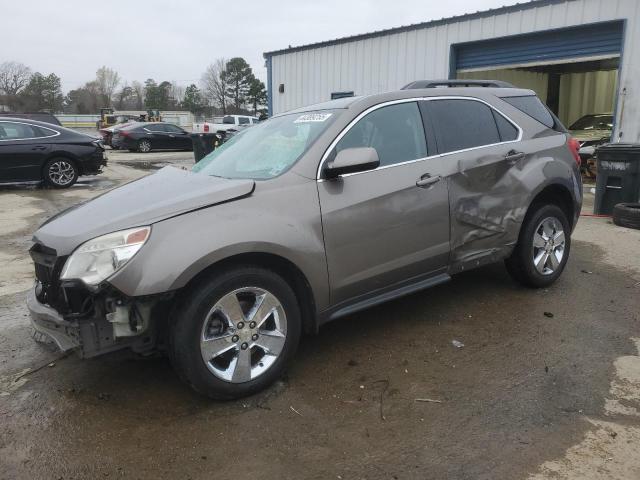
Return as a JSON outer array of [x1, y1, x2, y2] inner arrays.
[[570, 129, 611, 142], [33, 166, 255, 255]]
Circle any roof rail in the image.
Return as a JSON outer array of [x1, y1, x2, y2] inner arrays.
[[401, 79, 516, 89]]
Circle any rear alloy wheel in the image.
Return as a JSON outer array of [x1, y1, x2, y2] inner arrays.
[[505, 204, 571, 288], [43, 158, 78, 188], [531, 217, 566, 276], [137, 139, 152, 153], [170, 267, 301, 399]]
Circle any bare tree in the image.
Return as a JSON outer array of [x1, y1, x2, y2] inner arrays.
[[95, 66, 120, 107], [201, 58, 228, 114], [115, 83, 135, 110], [170, 81, 185, 109], [0, 61, 32, 95], [131, 81, 144, 110]]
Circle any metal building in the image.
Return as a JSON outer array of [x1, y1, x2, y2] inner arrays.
[[263, 0, 640, 142]]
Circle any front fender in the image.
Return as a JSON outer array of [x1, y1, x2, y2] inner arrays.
[[169, 240, 311, 292], [108, 179, 330, 310]]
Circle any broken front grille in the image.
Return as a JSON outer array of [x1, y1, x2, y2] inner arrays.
[[34, 262, 53, 284], [30, 243, 95, 317], [30, 243, 63, 308]]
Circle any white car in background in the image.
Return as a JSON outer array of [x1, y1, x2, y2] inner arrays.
[[569, 113, 613, 179], [192, 115, 259, 135]]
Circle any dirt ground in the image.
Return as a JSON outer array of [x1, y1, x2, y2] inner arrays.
[[1, 153, 639, 480]]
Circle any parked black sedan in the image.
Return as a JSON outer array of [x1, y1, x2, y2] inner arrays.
[[0, 117, 106, 188], [112, 122, 192, 152]]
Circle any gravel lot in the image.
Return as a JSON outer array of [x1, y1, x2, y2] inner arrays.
[[1, 157, 639, 480]]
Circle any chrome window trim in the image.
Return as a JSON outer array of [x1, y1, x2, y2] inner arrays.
[[316, 95, 523, 181], [0, 120, 60, 142]]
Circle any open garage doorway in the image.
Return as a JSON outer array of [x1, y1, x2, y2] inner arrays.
[[457, 59, 618, 131], [452, 21, 624, 179]]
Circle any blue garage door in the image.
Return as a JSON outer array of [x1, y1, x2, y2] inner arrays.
[[454, 21, 624, 71]]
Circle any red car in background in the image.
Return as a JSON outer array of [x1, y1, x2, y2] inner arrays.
[[99, 121, 140, 148]]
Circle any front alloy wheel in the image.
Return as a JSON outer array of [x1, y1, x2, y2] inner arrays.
[[200, 287, 287, 382], [170, 267, 301, 399]]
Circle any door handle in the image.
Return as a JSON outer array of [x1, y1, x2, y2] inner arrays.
[[505, 150, 525, 164], [416, 174, 442, 188], [32, 146, 47, 151]]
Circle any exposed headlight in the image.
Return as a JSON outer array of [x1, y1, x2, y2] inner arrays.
[[60, 227, 151, 286]]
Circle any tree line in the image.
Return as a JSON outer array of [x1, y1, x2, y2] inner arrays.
[[0, 58, 267, 117]]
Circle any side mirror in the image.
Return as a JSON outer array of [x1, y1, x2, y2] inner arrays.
[[324, 147, 380, 179]]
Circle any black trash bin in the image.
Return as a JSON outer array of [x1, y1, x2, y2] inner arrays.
[[594, 143, 640, 214], [190, 133, 219, 163]]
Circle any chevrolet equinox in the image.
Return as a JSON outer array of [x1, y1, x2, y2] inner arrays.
[[28, 81, 582, 399]]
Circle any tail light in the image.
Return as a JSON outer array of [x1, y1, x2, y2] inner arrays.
[[204, 124, 210, 132], [567, 137, 581, 166], [120, 130, 130, 137]]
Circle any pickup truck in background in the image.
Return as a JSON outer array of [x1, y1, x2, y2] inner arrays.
[[192, 114, 260, 134]]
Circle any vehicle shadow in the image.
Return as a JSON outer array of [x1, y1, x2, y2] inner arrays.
[[33, 262, 518, 419], [10, 240, 637, 480]]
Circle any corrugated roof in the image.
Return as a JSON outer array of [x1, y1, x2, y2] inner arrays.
[[263, 0, 573, 58]]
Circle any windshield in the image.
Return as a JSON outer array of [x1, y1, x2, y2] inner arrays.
[[570, 114, 613, 131], [193, 110, 337, 179]]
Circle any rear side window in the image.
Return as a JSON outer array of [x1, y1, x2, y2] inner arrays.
[[0, 121, 39, 140], [427, 99, 500, 154], [238, 117, 250, 125], [492, 110, 519, 142], [336, 102, 427, 167], [502, 95, 554, 129]]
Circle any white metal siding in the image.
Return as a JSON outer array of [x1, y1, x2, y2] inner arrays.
[[269, 0, 640, 142]]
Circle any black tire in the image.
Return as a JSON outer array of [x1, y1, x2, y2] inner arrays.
[[43, 157, 78, 188], [169, 266, 301, 400], [137, 139, 152, 153], [505, 204, 571, 288], [612, 203, 640, 230]]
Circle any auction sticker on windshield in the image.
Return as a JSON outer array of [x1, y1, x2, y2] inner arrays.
[[294, 113, 332, 123]]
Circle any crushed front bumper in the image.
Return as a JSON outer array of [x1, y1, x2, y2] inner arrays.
[[27, 283, 166, 358], [27, 242, 169, 358], [80, 151, 108, 175], [27, 287, 80, 352]]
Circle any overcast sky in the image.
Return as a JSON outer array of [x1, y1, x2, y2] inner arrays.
[[4, 0, 523, 92]]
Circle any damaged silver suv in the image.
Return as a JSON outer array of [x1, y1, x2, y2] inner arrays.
[[28, 80, 582, 399]]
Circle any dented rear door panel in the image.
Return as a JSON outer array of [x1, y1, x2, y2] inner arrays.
[[420, 96, 575, 273], [445, 133, 572, 272], [445, 142, 528, 270]]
